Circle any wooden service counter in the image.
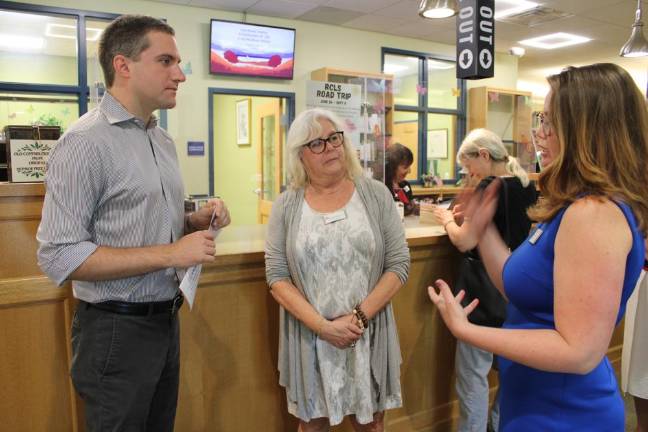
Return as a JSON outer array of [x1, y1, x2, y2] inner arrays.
[[0, 182, 625, 432]]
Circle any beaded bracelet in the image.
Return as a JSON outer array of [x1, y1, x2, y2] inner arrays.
[[353, 304, 369, 329]]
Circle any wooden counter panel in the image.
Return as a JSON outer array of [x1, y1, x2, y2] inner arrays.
[[0, 183, 627, 431], [0, 279, 76, 432], [0, 186, 44, 279], [388, 243, 462, 432], [175, 258, 296, 431]]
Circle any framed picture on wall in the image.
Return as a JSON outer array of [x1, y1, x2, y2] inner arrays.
[[236, 98, 251, 145], [427, 128, 448, 159]]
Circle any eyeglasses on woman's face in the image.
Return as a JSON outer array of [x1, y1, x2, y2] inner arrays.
[[303, 131, 344, 154], [536, 112, 553, 137]]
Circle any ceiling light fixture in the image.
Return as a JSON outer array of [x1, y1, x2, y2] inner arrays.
[[518, 32, 591, 50], [45, 23, 103, 41], [494, 0, 538, 20], [383, 63, 409, 74], [508, 46, 526, 57], [0, 33, 45, 51], [427, 59, 455, 69], [620, 0, 648, 57], [418, 0, 457, 19]]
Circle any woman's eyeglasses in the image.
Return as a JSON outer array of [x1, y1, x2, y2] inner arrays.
[[303, 131, 344, 154], [535, 112, 553, 137]]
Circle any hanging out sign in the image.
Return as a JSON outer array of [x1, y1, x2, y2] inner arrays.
[[456, 0, 495, 79]]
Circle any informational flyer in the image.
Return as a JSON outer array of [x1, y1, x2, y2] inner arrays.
[[179, 208, 220, 309], [306, 81, 362, 148], [8, 139, 58, 182]]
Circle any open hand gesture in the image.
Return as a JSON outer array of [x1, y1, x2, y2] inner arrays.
[[427, 279, 479, 338]]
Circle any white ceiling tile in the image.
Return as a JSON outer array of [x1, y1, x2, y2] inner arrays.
[[373, 0, 423, 20], [291, 0, 331, 4], [188, 0, 258, 11], [152, 0, 192, 4], [580, 0, 648, 26], [144, 0, 647, 80], [247, 0, 318, 19], [324, 0, 404, 13], [536, 0, 640, 16], [296, 6, 365, 24]]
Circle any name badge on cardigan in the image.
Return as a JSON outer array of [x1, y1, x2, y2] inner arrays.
[[323, 209, 346, 224]]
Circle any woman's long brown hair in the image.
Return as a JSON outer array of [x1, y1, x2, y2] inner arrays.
[[529, 63, 648, 235]]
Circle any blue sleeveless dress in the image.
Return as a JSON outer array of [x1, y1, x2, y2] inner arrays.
[[499, 201, 645, 431]]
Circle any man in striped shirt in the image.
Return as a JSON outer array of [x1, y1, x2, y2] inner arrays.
[[36, 15, 230, 431]]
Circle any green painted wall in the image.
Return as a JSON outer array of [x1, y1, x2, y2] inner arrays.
[[0, 52, 77, 85], [212, 94, 278, 226], [12, 0, 519, 200]]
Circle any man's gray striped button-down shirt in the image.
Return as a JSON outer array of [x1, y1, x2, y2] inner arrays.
[[37, 92, 185, 303]]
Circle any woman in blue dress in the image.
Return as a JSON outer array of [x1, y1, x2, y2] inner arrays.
[[428, 63, 648, 431]]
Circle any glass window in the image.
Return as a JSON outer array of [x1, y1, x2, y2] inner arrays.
[[392, 111, 419, 181], [427, 58, 458, 110], [86, 19, 110, 110], [427, 113, 456, 180], [0, 92, 79, 132], [383, 49, 466, 182], [0, 9, 78, 85], [383, 54, 418, 107]]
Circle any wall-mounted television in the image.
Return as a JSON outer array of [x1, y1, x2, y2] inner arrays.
[[209, 19, 296, 80]]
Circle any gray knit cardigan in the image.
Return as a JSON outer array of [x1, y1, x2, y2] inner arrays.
[[264, 175, 410, 418]]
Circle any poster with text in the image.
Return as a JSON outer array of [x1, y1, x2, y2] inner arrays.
[[306, 81, 362, 148]]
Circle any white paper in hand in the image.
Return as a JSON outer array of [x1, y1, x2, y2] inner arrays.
[[179, 208, 221, 309]]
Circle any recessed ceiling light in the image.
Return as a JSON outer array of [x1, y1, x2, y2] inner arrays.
[[427, 59, 455, 70], [495, 0, 538, 19], [45, 23, 103, 41], [383, 63, 409, 74], [508, 46, 526, 56], [0, 33, 44, 50], [518, 32, 591, 50]]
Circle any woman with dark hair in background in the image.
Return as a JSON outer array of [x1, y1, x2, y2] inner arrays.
[[385, 143, 415, 216]]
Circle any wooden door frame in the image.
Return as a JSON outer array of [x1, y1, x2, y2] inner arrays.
[[256, 99, 282, 223], [207, 88, 295, 197]]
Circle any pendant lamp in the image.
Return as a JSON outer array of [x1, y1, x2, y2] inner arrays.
[[419, 0, 458, 19], [620, 0, 648, 57]]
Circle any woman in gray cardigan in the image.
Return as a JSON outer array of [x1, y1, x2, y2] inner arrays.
[[265, 108, 410, 431]]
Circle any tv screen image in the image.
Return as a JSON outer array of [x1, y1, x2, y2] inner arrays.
[[210, 20, 295, 79]]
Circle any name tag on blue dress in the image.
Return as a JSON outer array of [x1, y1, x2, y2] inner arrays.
[[529, 228, 544, 244], [323, 209, 347, 224]]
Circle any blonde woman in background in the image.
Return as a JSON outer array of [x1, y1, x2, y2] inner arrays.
[[265, 108, 409, 431], [433, 128, 537, 432]]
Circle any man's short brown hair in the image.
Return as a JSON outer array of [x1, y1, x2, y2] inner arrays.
[[98, 15, 174, 88]]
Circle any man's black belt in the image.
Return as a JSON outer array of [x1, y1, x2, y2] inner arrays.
[[84, 293, 184, 316]]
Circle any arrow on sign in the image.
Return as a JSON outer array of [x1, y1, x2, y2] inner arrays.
[[459, 49, 473, 69], [479, 49, 493, 69]]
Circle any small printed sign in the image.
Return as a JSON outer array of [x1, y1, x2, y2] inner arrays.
[[187, 141, 204, 156], [9, 139, 58, 182], [456, 0, 495, 80], [306, 80, 362, 148]]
